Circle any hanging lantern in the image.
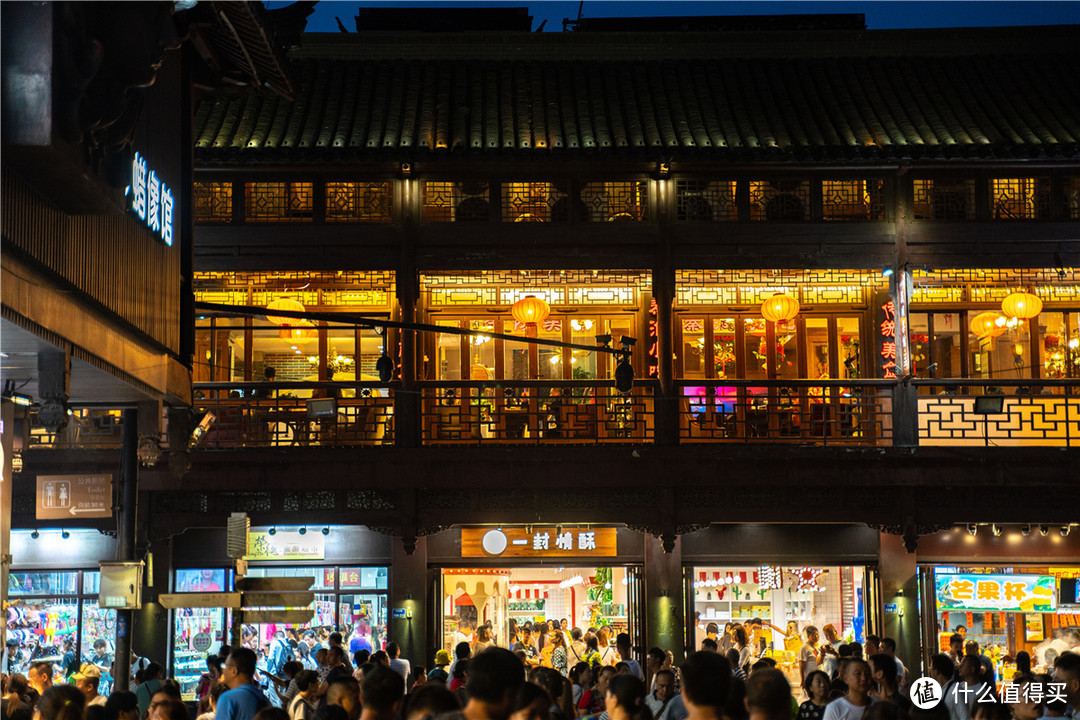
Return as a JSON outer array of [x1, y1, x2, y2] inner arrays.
[[511, 295, 550, 325], [279, 324, 318, 343], [266, 297, 305, 326], [970, 312, 1008, 339], [1001, 290, 1042, 320], [760, 292, 800, 324]]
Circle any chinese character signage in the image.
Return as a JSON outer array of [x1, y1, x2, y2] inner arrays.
[[246, 530, 326, 561], [461, 527, 617, 558], [935, 573, 1056, 613], [875, 292, 899, 379], [130, 151, 174, 246]]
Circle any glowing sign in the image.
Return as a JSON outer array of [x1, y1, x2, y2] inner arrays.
[[935, 573, 1055, 612], [130, 151, 174, 246]]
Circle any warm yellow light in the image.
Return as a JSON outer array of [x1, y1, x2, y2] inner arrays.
[[1001, 291, 1042, 320], [760, 293, 800, 323], [266, 297, 305, 326], [511, 295, 550, 325], [970, 312, 1007, 339]]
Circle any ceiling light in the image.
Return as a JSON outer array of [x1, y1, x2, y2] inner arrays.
[[299, 526, 307, 535], [1062, 526, 1072, 537], [268, 527, 277, 536], [1039, 525, 1049, 536], [30, 530, 40, 540], [1021, 524, 1031, 536], [322, 527, 330, 536], [967, 524, 978, 536], [991, 524, 1002, 537]]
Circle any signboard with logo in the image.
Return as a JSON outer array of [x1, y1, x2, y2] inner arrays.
[[461, 527, 617, 558], [246, 530, 325, 561], [36, 473, 112, 519], [935, 573, 1056, 612]]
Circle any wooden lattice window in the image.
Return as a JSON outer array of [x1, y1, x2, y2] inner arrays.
[[193, 182, 232, 223], [822, 180, 885, 221], [244, 182, 313, 223], [749, 180, 810, 221], [580, 181, 649, 222], [421, 181, 491, 223], [913, 179, 975, 220], [990, 177, 1052, 220], [676, 180, 737, 221], [1068, 178, 1080, 220], [326, 182, 393, 223], [499, 182, 574, 222]]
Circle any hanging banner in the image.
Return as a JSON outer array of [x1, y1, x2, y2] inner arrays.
[[935, 573, 1056, 612]]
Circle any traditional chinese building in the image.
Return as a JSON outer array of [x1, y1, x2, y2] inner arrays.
[[7, 7, 1080, 682]]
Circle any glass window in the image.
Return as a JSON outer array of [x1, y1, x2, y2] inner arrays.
[[174, 608, 228, 700], [713, 318, 737, 379], [245, 566, 333, 591], [1039, 312, 1080, 382], [325, 182, 393, 223], [339, 567, 389, 591], [806, 318, 831, 379], [691, 565, 866, 679], [244, 182, 313, 223], [822, 180, 885, 221], [837, 317, 861, 380], [193, 182, 233, 223], [340, 593, 389, 654], [4, 597, 79, 677], [467, 320, 496, 381], [931, 313, 963, 378], [81, 603, 117, 694], [775, 320, 799, 380], [569, 318, 598, 380], [436, 321, 463, 380], [7, 571, 79, 596], [743, 319, 768, 380], [537, 319, 563, 380], [990, 178, 1052, 220], [175, 569, 229, 592], [606, 318, 636, 378], [503, 320, 530, 381], [968, 313, 1025, 383], [252, 321, 312, 389], [82, 572, 101, 595], [680, 318, 707, 379], [500, 182, 569, 222], [326, 328, 357, 386], [200, 318, 247, 383]]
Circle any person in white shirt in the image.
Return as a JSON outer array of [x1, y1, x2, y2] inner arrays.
[[616, 634, 645, 682], [822, 658, 873, 720], [287, 670, 320, 720], [799, 627, 820, 682], [386, 643, 411, 681], [645, 670, 676, 717]]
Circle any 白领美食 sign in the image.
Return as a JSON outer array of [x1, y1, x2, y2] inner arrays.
[[935, 573, 1055, 613]]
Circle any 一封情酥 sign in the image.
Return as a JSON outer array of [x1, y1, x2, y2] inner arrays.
[[461, 527, 617, 558]]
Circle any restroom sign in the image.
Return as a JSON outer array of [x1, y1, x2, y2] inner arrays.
[[36, 473, 113, 519]]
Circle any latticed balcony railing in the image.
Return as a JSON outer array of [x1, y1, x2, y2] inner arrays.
[[20, 379, 1080, 450]]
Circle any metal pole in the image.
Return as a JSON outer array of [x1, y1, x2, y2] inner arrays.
[[1, 400, 14, 663], [114, 408, 139, 692]]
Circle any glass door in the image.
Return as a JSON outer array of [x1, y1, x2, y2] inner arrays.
[[626, 565, 645, 663]]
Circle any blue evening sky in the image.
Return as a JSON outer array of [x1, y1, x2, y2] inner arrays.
[[276, 1, 1080, 33]]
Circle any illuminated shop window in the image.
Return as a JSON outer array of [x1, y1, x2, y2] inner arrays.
[[990, 177, 1052, 220], [326, 182, 393, 223], [822, 180, 885, 221]]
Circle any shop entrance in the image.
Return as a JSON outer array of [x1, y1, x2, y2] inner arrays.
[[437, 565, 643, 657]]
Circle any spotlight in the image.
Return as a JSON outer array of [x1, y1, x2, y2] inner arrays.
[[1062, 526, 1071, 537], [61, 530, 70, 539], [882, 267, 894, 277], [30, 530, 40, 539], [967, 524, 978, 536], [322, 527, 330, 536], [991, 524, 1002, 537], [1039, 525, 1050, 536], [1021, 524, 1031, 536], [299, 526, 307, 535], [268, 527, 277, 536]]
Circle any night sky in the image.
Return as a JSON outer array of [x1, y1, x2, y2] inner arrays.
[[274, 1, 1080, 33]]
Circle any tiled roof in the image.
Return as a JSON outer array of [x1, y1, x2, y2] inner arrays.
[[193, 29, 1080, 165]]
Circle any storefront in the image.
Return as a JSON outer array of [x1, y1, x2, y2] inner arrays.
[[5, 530, 119, 692], [427, 526, 644, 656], [681, 524, 882, 686], [170, 526, 392, 700], [916, 526, 1080, 687]]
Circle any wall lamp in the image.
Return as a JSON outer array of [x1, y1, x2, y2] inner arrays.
[[322, 527, 330, 536], [61, 530, 70, 539], [299, 527, 307, 536], [2, 379, 32, 406], [30, 530, 40, 539], [268, 527, 277, 536]]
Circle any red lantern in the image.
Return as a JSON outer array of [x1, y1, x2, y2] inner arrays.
[[511, 295, 550, 325], [761, 293, 799, 323]]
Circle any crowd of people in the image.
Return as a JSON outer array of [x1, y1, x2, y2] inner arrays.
[[4, 627, 1080, 720]]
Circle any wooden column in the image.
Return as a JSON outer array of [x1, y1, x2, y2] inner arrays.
[[397, 178, 421, 447], [644, 534, 685, 664], [654, 266, 677, 446], [390, 536, 428, 668]]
